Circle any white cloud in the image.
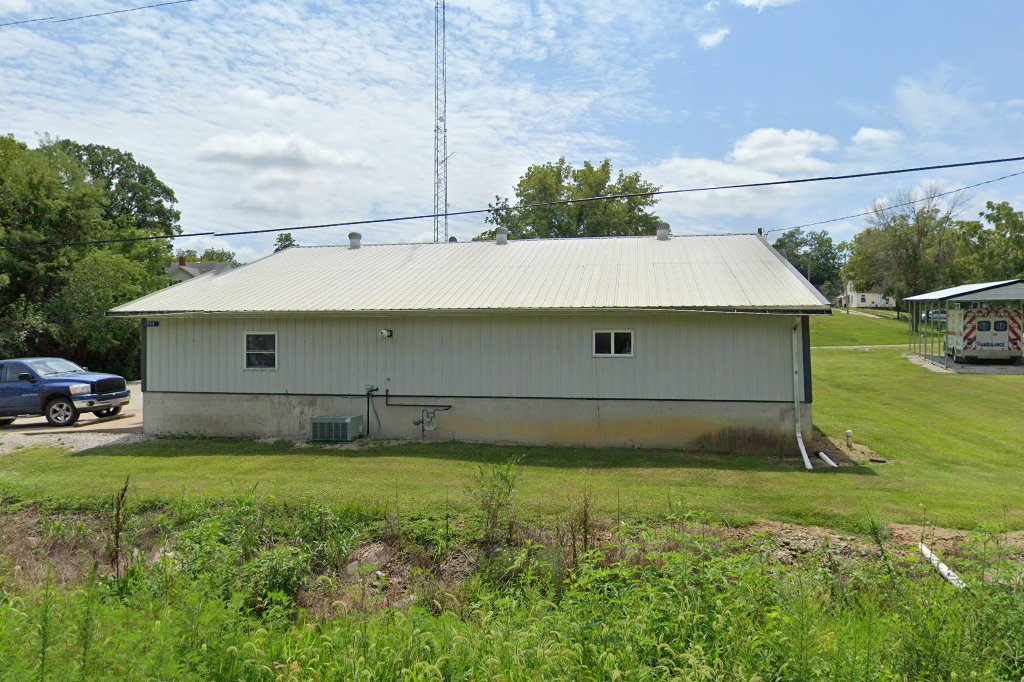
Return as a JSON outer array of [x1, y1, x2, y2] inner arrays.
[[197, 132, 367, 169], [729, 128, 838, 173], [734, 0, 799, 11], [893, 67, 979, 136], [851, 127, 904, 147], [698, 27, 730, 49], [0, 0, 31, 14]]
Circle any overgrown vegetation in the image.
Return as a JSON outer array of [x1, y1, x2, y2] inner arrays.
[[0, 470, 1022, 679], [0, 135, 181, 378]]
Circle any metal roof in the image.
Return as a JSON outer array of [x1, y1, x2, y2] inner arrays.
[[905, 279, 1024, 302], [109, 234, 831, 317]]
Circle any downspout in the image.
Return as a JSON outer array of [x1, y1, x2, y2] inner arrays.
[[365, 386, 379, 437], [792, 318, 813, 470]]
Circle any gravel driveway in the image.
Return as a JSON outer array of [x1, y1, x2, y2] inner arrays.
[[0, 431, 151, 455]]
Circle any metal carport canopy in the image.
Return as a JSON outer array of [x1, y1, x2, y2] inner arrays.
[[905, 279, 1024, 302]]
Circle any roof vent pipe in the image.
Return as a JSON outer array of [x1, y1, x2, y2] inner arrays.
[[495, 226, 508, 245], [656, 225, 670, 241], [348, 232, 361, 249]]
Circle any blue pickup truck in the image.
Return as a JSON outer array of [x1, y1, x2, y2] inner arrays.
[[0, 358, 131, 427]]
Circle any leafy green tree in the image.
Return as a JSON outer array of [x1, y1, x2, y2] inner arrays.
[[50, 251, 150, 378], [771, 228, 844, 300], [0, 134, 180, 374], [953, 201, 1024, 281], [0, 136, 107, 306], [477, 158, 662, 240], [845, 186, 961, 314], [175, 247, 240, 266], [44, 138, 181, 280], [274, 233, 297, 252]]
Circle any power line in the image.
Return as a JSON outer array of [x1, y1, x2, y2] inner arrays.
[[2, 154, 1024, 251], [764, 169, 1024, 235], [205, 154, 1024, 237], [0, 0, 195, 29]]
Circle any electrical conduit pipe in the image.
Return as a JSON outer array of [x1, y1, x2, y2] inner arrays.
[[792, 320, 813, 471]]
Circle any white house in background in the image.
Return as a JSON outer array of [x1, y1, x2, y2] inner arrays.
[[837, 281, 894, 309], [163, 256, 235, 283], [110, 228, 831, 453]]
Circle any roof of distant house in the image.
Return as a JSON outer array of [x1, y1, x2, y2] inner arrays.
[[113, 234, 831, 317], [164, 261, 235, 279]]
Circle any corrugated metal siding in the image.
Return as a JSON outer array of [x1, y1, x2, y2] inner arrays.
[[146, 312, 804, 402], [113, 235, 830, 316]]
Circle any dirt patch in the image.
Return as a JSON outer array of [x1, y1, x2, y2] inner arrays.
[[890, 524, 1024, 563], [0, 508, 109, 587], [807, 429, 883, 464], [300, 540, 427, 619]]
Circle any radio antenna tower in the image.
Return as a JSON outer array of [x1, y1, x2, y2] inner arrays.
[[433, 0, 448, 243]]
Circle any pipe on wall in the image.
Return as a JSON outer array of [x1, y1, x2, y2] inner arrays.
[[792, 319, 813, 471]]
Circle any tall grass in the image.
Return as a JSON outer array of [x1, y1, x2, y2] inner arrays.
[[0, 501, 1021, 679]]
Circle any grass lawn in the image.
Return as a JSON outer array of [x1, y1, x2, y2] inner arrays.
[[1, 316, 1021, 531], [809, 311, 909, 346], [854, 308, 903, 320]]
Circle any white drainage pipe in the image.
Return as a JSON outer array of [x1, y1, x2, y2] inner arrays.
[[792, 320, 813, 471], [919, 543, 966, 589], [816, 451, 839, 467]]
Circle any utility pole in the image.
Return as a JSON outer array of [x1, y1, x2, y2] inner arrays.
[[433, 0, 448, 243]]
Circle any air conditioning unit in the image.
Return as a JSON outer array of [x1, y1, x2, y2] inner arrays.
[[311, 415, 364, 442]]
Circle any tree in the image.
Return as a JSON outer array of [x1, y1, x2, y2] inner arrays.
[[953, 201, 1024, 281], [174, 247, 240, 266], [845, 186, 962, 315], [477, 158, 662, 240], [43, 138, 181, 279], [771, 228, 844, 300], [0, 134, 180, 374], [50, 251, 150, 379], [274, 233, 297, 252]]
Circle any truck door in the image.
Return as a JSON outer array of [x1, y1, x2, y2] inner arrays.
[[974, 320, 1005, 353], [992, 320, 1010, 352], [0, 362, 41, 415]]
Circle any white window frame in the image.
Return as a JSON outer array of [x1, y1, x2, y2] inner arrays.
[[593, 330, 634, 358], [244, 331, 278, 370]]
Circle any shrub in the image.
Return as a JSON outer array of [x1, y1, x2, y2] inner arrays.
[[238, 546, 311, 614]]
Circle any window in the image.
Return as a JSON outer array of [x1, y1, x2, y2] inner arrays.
[[977, 321, 991, 332], [994, 321, 1008, 332], [594, 330, 633, 357], [859, 294, 866, 303], [2, 362, 32, 382], [245, 332, 277, 369]]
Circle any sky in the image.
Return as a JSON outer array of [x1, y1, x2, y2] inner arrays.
[[2, 0, 1023, 262]]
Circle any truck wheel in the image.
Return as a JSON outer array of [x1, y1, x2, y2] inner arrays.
[[45, 398, 79, 427], [0, 418, 14, 427]]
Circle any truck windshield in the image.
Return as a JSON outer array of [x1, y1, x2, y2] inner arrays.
[[26, 359, 84, 376]]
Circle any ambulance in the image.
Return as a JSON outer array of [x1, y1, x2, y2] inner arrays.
[[945, 304, 1023, 362]]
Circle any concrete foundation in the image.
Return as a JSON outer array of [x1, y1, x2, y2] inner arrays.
[[143, 392, 812, 453]]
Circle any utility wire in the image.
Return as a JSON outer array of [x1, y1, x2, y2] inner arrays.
[[2, 154, 1024, 251], [212, 154, 1024, 238], [763, 169, 1024, 235], [0, 0, 195, 28]]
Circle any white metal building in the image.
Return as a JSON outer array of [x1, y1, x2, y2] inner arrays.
[[110, 229, 830, 453]]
